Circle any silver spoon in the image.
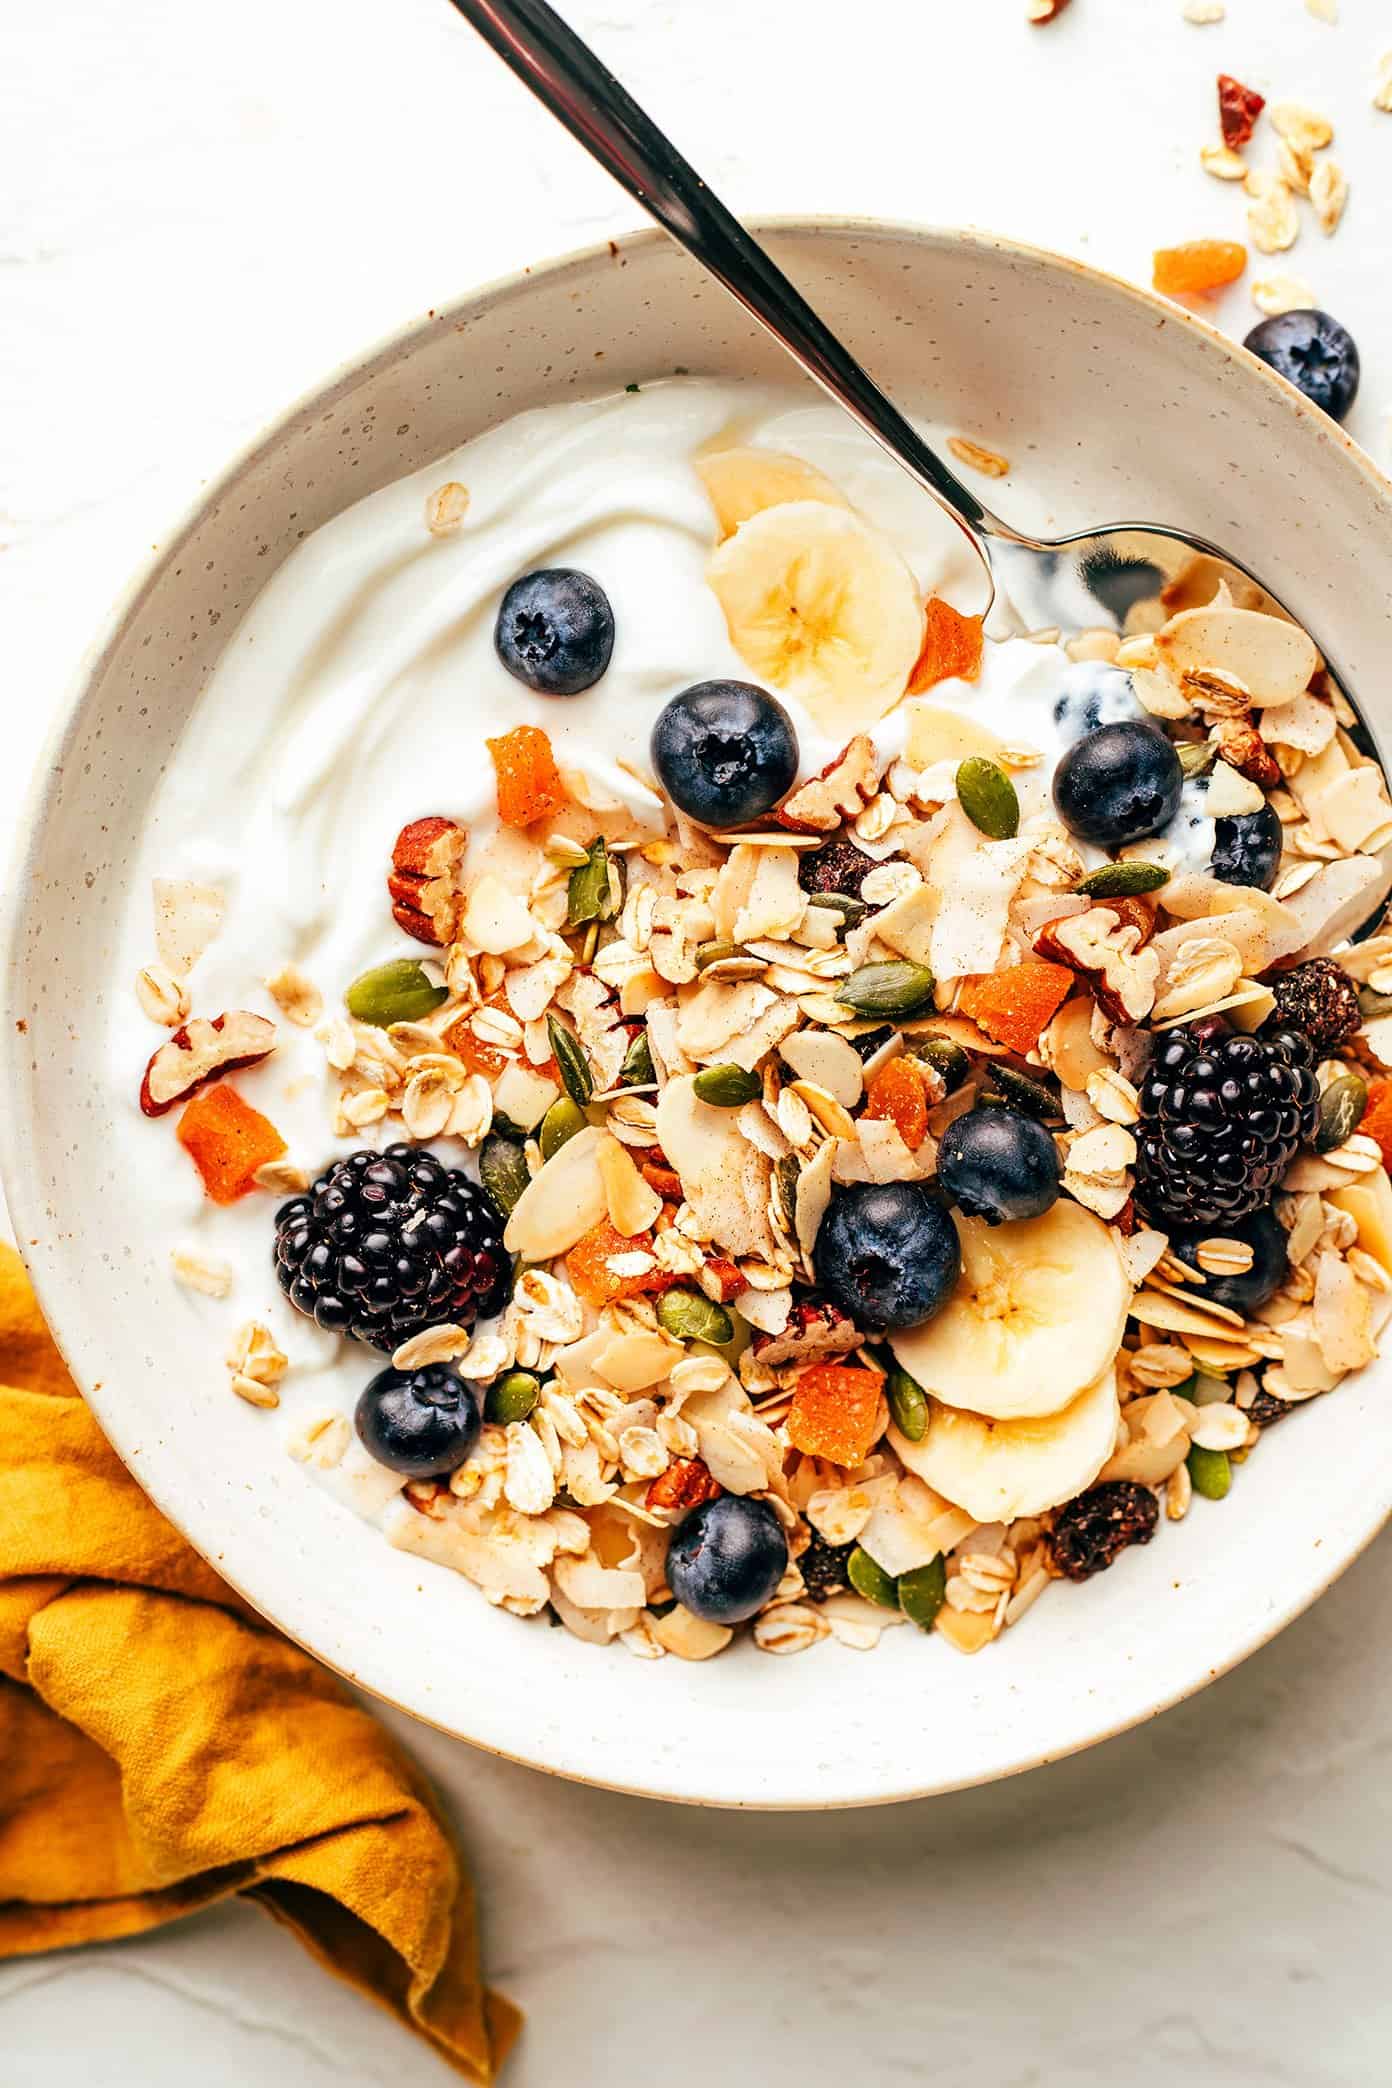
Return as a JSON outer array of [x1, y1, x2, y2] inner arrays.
[[445, 0, 1348, 675]]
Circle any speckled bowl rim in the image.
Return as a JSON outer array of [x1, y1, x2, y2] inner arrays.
[[4, 217, 1391, 1809]]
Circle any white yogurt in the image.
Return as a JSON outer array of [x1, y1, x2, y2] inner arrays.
[[107, 378, 1131, 1465]]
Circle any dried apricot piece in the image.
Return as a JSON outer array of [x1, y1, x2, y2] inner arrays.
[[1218, 73, 1265, 152], [1152, 241, 1247, 296], [959, 959, 1074, 1055], [486, 723, 569, 828], [908, 597, 984, 694], [177, 1084, 286, 1205], [786, 1363, 885, 1468], [567, 1217, 661, 1306], [863, 1057, 930, 1150], [1361, 1080, 1392, 1170], [442, 991, 557, 1080]]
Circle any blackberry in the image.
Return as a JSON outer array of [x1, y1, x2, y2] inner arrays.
[[1266, 958, 1361, 1054], [1051, 1482, 1159, 1582], [798, 838, 874, 898], [1135, 1019, 1318, 1227], [798, 1531, 855, 1603], [274, 1145, 512, 1350]]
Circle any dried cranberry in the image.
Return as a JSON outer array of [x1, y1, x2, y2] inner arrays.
[[797, 838, 875, 898], [1218, 73, 1265, 151], [1050, 1482, 1159, 1582]]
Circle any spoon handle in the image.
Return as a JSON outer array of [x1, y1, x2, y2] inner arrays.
[[446, 0, 992, 560]]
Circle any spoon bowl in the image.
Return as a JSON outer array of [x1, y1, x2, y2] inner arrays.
[[448, 0, 1369, 737]]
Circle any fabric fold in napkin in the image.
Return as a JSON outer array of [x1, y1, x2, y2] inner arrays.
[[0, 1244, 518, 2081]]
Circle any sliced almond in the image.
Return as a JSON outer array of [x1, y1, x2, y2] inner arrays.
[[598, 1134, 665, 1237]]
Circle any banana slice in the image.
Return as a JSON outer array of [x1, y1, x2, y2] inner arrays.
[[695, 446, 849, 540], [707, 501, 925, 735], [903, 699, 1006, 769], [889, 1202, 1130, 1420], [888, 1367, 1119, 1525]]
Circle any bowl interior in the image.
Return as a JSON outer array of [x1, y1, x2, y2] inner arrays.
[[7, 222, 1392, 1807]]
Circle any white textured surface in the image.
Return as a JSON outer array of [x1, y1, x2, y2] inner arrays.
[[3, 0, 1392, 2081]]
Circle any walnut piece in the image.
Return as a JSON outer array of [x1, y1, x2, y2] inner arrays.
[[776, 735, 880, 833], [749, 1296, 861, 1369], [1035, 908, 1160, 1025]]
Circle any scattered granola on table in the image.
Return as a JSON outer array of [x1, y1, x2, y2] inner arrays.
[[127, 384, 1392, 1662]]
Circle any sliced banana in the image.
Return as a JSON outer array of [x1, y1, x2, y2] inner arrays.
[[888, 1367, 1119, 1525], [888, 1202, 1130, 1420], [695, 446, 849, 540], [903, 698, 1007, 770], [707, 501, 925, 736]]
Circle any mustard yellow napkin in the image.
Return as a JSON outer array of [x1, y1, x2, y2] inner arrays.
[[0, 1243, 519, 2081]]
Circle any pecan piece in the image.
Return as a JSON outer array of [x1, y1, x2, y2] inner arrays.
[[139, 1011, 278, 1118], [750, 1295, 861, 1369], [646, 1457, 721, 1514], [388, 816, 469, 946], [775, 735, 880, 834], [697, 1255, 745, 1305]]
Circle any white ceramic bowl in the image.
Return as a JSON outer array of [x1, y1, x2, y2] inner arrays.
[[6, 223, 1392, 1809]]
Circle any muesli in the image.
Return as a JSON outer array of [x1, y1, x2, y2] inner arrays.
[[129, 380, 1392, 1660]]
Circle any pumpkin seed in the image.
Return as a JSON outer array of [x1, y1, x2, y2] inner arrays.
[[774, 1152, 801, 1232], [1359, 985, 1392, 1021], [539, 1096, 587, 1161], [656, 1288, 734, 1345], [836, 961, 937, 1022], [897, 1555, 947, 1629], [1187, 1443, 1232, 1500], [847, 1545, 899, 1609], [1073, 860, 1170, 898], [619, 1029, 654, 1087], [479, 1133, 530, 1215], [693, 1063, 762, 1107], [546, 1014, 594, 1107], [567, 836, 618, 928], [983, 1064, 1061, 1121], [1177, 739, 1219, 779], [807, 891, 870, 933], [956, 755, 1019, 840], [345, 958, 448, 1027], [911, 1035, 971, 1091], [485, 1370, 541, 1425], [696, 939, 742, 971], [1314, 1070, 1368, 1152], [887, 1361, 928, 1442]]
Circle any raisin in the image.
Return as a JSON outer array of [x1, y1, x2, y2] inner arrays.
[[1246, 1384, 1296, 1429], [798, 1531, 856, 1603], [798, 838, 875, 898], [1050, 1482, 1159, 1582]]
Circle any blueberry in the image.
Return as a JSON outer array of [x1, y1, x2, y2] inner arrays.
[[937, 1105, 1062, 1226], [1210, 801, 1282, 890], [1169, 1203, 1288, 1316], [1244, 310, 1360, 424], [1052, 720, 1183, 847], [355, 1362, 481, 1478], [650, 680, 799, 829], [813, 1182, 961, 1332], [494, 568, 614, 695], [666, 1494, 789, 1625]]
